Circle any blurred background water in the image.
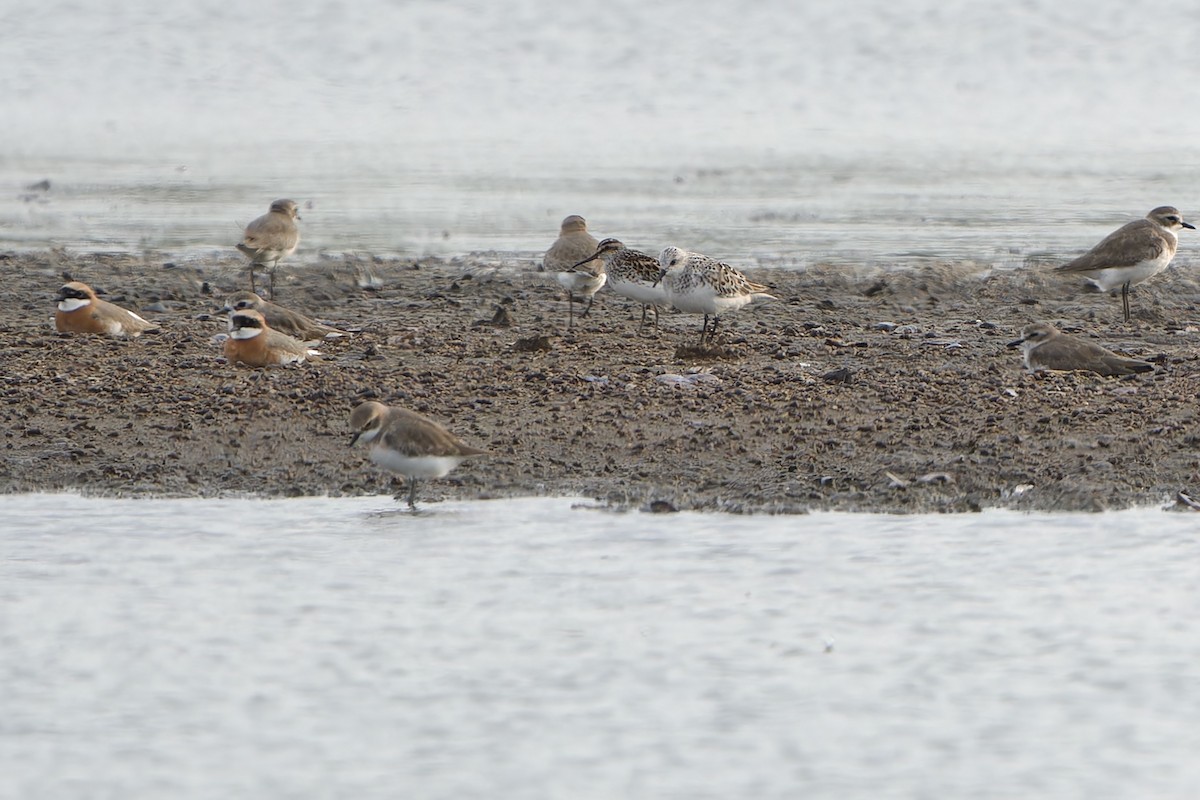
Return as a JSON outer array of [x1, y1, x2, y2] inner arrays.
[[3, 0, 1200, 268], [5, 2, 1200, 797]]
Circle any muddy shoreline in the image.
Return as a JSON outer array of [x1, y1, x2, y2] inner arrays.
[[4, 248, 1200, 513]]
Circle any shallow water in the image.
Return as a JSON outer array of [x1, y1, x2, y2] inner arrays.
[[3, 493, 1200, 799], [4, 0, 1200, 265]]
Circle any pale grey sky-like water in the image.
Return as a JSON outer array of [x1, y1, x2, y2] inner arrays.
[[3, 0, 1200, 263], [4, 494, 1200, 799]]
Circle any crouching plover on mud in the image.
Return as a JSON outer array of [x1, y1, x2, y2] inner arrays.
[[224, 308, 319, 367], [576, 238, 667, 332], [222, 291, 346, 340], [237, 199, 301, 299], [54, 281, 160, 338], [349, 400, 490, 510], [1007, 322, 1153, 376], [656, 246, 776, 344], [1055, 206, 1193, 323]]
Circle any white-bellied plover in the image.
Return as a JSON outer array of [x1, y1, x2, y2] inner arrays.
[[349, 400, 490, 510], [237, 199, 301, 299], [1055, 206, 1193, 322], [1007, 322, 1153, 376]]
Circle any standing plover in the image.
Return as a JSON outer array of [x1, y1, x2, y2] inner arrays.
[[223, 308, 319, 367], [577, 238, 667, 332], [656, 246, 776, 344], [222, 291, 345, 340], [545, 215, 605, 327], [1007, 322, 1153, 376], [54, 281, 159, 337], [542, 214, 599, 274], [237, 199, 301, 299], [349, 400, 490, 510], [1055, 206, 1193, 322]]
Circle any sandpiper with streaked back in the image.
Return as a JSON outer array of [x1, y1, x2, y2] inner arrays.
[[575, 238, 667, 332], [349, 400, 490, 510], [237, 199, 301, 299], [1007, 322, 1153, 376], [54, 281, 160, 338], [1055, 206, 1193, 322], [656, 246, 776, 344]]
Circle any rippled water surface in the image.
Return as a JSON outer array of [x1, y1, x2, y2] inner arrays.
[[5, 0, 1200, 266], [4, 494, 1200, 799]]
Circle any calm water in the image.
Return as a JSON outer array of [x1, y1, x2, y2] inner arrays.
[[3, 493, 1200, 799], [4, 0, 1200, 264]]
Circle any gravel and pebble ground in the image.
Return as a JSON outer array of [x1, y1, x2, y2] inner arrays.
[[5, 248, 1200, 513]]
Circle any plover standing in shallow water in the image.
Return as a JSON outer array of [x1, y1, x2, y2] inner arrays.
[[224, 308, 319, 367], [1007, 322, 1153, 376], [222, 291, 346, 340], [237, 199, 301, 299], [656, 246, 776, 344], [54, 281, 160, 338], [349, 400, 490, 510], [575, 238, 666, 332], [1055, 206, 1194, 322]]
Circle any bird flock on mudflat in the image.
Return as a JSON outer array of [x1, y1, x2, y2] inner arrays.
[[47, 201, 1195, 508]]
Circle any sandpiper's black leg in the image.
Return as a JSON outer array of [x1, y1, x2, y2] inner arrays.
[[407, 478, 419, 510], [1121, 282, 1131, 322]]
